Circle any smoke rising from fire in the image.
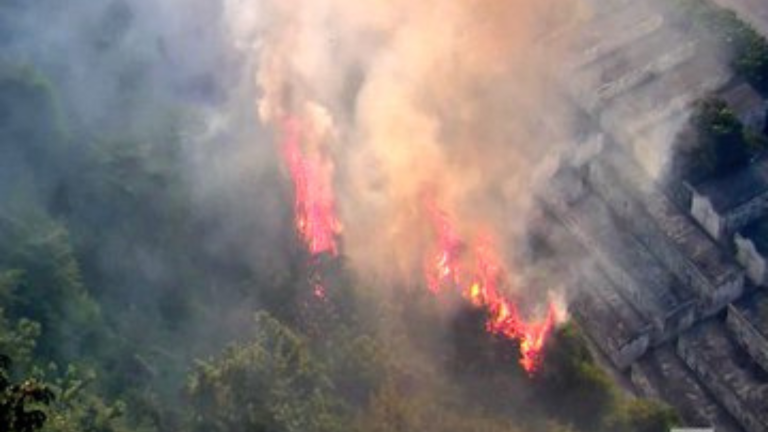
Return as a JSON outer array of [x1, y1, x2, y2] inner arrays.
[[226, 0, 597, 370], [238, 0, 584, 291]]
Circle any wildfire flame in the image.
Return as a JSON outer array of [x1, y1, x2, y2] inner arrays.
[[276, 116, 557, 372], [280, 116, 342, 257], [277, 116, 557, 371], [424, 200, 558, 374], [424, 200, 464, 294], [278, 115, 342, 299]]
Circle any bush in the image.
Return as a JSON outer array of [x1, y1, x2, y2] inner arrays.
[[535, 325, 618, 431]]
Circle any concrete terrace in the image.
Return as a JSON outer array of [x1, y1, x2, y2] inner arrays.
[[538, 2, 768, 430], [587, 146, 745, 315], [728, 292, 768, 371], [544, 180, 697, 341], [571, 262, 652, 369], [631, 346, 743, 432], [678, 321, 768, 432]]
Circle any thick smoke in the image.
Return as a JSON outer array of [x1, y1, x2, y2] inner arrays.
[[229, 0, 587, 307], [3, 0, 723, 314], [549, 0, 733, 180], [0, 0, 736, 382], [1, 0, 730, 308]]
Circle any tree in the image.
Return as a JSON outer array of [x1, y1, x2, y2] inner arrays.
[[0, 210, 101, 363], [0, 65, 65, 163], [41, 364, 155, 432], [671, 97, 760, 182], [693, 97, 752, 173], [0, 355, 54, 432], [187, 311, 348, 432]]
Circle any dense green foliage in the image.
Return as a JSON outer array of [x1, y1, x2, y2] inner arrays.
[[188, 312, 347, 432]]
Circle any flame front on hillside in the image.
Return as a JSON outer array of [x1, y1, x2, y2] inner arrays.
[[280, 116, 341, 257], [424, 198, 559, 374], [247, 0, 577, 375]]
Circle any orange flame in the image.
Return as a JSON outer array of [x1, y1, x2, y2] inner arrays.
[[277, 117, 556, 370], [280, 117, 342, 257], [424, 199, 464, 294], [424, 201, 558, 374]]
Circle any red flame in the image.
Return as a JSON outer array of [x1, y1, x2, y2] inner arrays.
[[280, 117, 342, 257], [424, 200, 464, 294], [276, 116, 556, 370], [424, 201, 558, 374], [279, 116, 342, 299]]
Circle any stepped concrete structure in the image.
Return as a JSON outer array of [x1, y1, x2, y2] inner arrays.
[[538, 2, 768, 431], [587, 145, 745, 316], [678, 322, 768, 432]]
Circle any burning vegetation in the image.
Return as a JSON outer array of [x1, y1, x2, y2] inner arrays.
[[279, 115, 341, 258], [5, 0, 744, 431], [423, 199, 559, 373], [276, 110, 560, 373], [258, 0, 574, 375]]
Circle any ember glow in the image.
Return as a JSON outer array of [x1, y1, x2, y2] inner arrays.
[[280, 116, 341, 257], [424, 200, 558, 374]]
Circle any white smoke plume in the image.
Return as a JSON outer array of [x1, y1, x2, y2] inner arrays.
[[226, 0, 587, 295]]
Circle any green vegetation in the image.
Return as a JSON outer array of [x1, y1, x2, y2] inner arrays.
[[0, 11, 679, 432], [187, 312, 348, 432], [671, 96, 766, 181], [535, 325, 679, 432], [0, 355, 53, 432], [672, 0, 768, 93], [664, 0, 768, 185], [186, 311, 677, 432]]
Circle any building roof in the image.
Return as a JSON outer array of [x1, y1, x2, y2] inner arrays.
[[694, 155, 768, 213]]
